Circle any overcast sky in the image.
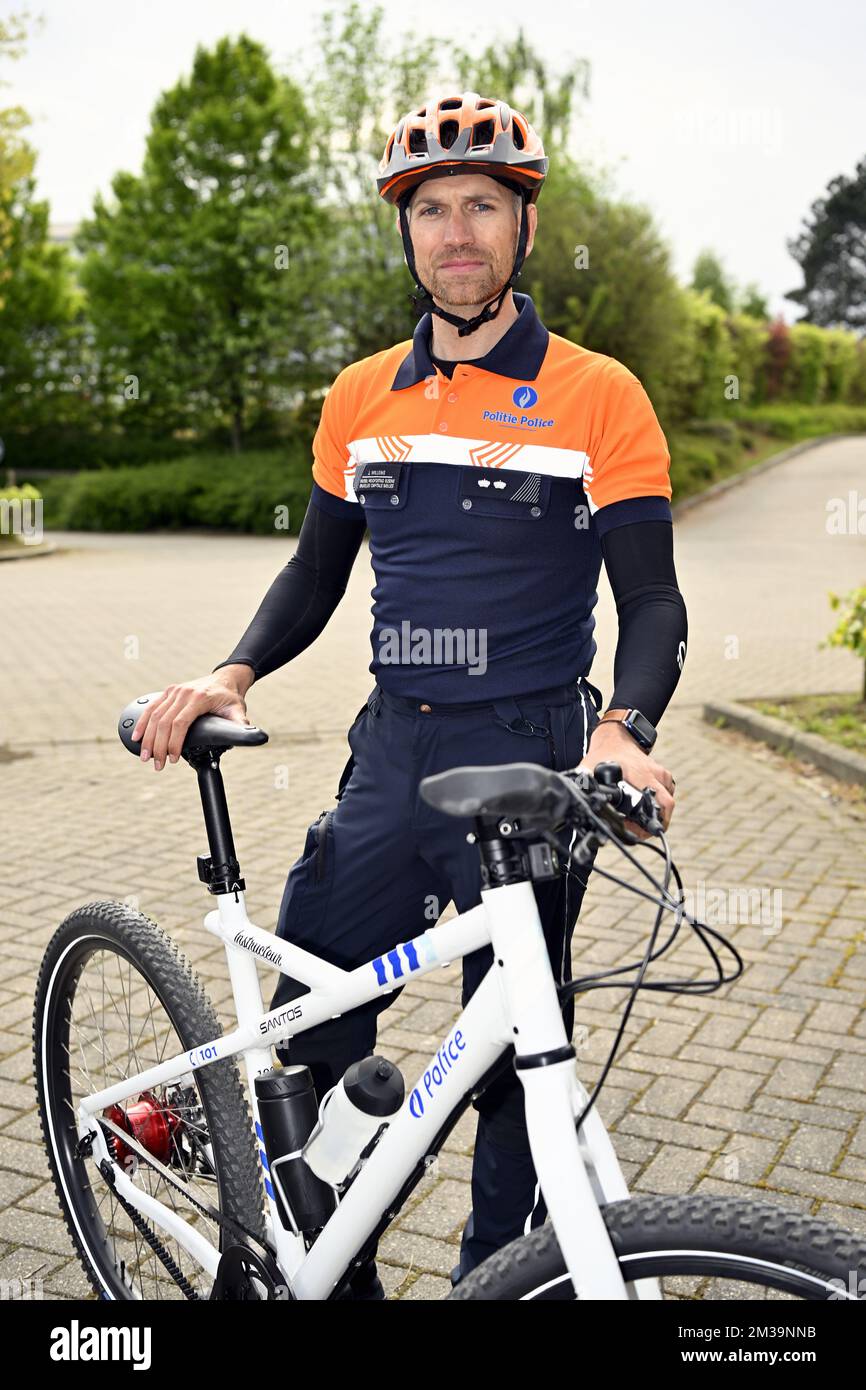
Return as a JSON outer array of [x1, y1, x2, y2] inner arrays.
[[8, 0, 865, 319]]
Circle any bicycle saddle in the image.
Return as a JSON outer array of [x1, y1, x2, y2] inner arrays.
[[419, 763, 573, 821], [117, 692, 269, 757]]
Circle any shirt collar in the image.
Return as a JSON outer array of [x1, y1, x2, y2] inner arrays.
[[390, 291, 549, 391]]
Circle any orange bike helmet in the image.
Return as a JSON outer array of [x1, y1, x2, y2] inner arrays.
[[377, 92, 548, 206], [378, 92, 548, 337]]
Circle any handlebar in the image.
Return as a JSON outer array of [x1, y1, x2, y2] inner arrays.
[[562, 762, 665, 839]]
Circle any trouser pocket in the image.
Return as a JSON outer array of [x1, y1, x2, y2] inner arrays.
[[547, 683, 600, 770], [312, 809, 332, 882], [334, 701, 370, 803]]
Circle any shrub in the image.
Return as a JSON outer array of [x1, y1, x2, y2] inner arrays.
[[822, 587, 866, 701], [0, 482, 42, 545], [785, 323, 828, 403], [54, 450, 314, 535]]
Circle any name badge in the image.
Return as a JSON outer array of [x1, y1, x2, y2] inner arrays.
[[355, 462, 403, 493]]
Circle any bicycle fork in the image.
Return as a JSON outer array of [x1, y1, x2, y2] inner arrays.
[[481, 878, 630, 1299]]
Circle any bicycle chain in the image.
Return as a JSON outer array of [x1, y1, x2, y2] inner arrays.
[[99, 1153, 201, 1300], [93, 1117, 275, 1300]]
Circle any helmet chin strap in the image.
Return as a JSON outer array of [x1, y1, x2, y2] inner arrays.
[[398, 194, 530, 339]]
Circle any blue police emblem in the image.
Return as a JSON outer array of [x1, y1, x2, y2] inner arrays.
[[512, 385, 538, 410]]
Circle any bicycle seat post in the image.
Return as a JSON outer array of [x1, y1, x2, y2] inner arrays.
[[185, 747, 246, 896]]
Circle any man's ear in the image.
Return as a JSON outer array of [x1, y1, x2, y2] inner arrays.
[[524, 202, 538, 260]]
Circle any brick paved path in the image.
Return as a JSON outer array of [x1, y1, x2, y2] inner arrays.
[[1, 436, 864, 1299]]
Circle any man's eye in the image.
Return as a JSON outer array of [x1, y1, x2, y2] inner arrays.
[[418, 203, 493, 216]]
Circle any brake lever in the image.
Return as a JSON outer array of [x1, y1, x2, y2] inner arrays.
[[612, 780, 664, 837], [571, 764, 664, 839]]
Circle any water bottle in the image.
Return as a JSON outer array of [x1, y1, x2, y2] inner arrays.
[[302, 1056, 404, 1187], [254, 1066, 337, 1233]]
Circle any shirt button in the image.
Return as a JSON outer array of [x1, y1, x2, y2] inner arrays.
[[419, 703, 432, 713], [438, 421, 449, 432], [447, 392, 458, 403]]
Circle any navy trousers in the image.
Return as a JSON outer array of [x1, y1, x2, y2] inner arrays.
[[271, 676, 602, 1277]]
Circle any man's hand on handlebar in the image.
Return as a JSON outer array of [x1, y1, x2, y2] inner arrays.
[[130, 666, 255, 771], [577, 718, 676, 839]]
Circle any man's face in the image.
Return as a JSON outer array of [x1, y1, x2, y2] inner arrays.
[[401, 173, 536, 309]]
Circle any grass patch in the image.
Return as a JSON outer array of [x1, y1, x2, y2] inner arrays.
[[746, 693, 866, 756], [669, 404, 866, 502]]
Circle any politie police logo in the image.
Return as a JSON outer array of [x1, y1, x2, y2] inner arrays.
[[512, 385, 538, 410]]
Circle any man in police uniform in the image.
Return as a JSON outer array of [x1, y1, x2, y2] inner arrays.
[[134, 93, 687, 1298]]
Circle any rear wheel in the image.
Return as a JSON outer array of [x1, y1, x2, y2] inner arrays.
[[449, 1195, 866, 1300], [34, 901, 266, 1300]]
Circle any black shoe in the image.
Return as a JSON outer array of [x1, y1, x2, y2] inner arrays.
[[450, 1263, 462, 1289]]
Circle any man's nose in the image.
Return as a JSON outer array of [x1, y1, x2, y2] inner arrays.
[[442, 208, 474, 243]]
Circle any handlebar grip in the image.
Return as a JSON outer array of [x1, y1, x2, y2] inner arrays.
[[582, 765, 664, 836]]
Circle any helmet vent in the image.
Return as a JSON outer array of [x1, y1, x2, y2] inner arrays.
[[471, 119, 495, 148], [439, 98, 462, 111], [408, 127, 428, 155], [439, 119, 459, 149], [512, 120, 525, 150]]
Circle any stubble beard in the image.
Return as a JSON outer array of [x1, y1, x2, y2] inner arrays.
[[427, 257, 507, 309]]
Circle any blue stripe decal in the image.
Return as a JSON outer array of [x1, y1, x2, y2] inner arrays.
[[403, 940, 419, 971], [255, 1121, 264, 1142], [264, 1178, 275, 1200], [386, 948, 404, 980], [259, 1149, 270, 1172], [372, 956, 388, 986]]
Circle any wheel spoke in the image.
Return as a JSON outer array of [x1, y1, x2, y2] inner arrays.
[[43, 932, 232, 1299]]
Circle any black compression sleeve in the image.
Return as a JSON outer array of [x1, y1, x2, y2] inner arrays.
[[212, 497, 367, 683], [600, 520, 688, 726]]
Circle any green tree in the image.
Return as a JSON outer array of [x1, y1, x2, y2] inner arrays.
[[0, 174, 84, 443], [738, 283, 769, 320], [690, 249, 735, 313], [786, 156, 866, 334], [0, 10, 37, 312], [0, 13, 89, 469], [76, 35, 321, 453]]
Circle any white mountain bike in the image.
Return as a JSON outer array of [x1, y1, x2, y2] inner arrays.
[[32, 693, 866, 1301]]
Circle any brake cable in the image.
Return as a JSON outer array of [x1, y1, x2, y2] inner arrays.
[[544, 796, 744, 1132]]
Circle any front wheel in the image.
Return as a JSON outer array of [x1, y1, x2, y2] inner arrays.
[[449, 1195, 866, 1300], [33, 901, 266, 1300]]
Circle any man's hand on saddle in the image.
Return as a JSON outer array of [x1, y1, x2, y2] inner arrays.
[[577, 719, 676, 839], [131, 668, 254, 771]]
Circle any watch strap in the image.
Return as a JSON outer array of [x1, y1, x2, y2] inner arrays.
[[599, 708, 657, 751]]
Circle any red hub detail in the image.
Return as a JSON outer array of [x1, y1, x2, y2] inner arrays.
[[104, 1093, 181, 1167]]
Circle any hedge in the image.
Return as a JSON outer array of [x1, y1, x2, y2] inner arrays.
[[31, 404, 866, 535]]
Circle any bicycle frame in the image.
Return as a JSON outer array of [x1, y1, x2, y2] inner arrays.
[[73, 879, 654, 1301]]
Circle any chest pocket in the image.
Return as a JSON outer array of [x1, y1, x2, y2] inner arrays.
[[353, 460, 411, 512], [455, 465, 551, 521]]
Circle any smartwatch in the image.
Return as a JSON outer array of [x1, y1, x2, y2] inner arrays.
[[599, 707, 657, 752]]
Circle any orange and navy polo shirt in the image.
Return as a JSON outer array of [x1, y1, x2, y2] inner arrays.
[[309, 292, 672, 700]]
